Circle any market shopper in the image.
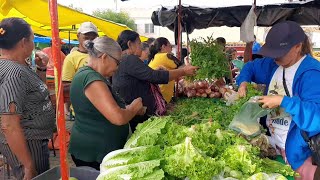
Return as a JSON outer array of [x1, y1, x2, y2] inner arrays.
[[148, 37, 182, 103], [140, 42, 150, 64], [62, 22, 98, 117], [237, 21, 320, 179], [112, 30, 198, 131], [0, 17, 55, 180], [69, 36, 145, 170]]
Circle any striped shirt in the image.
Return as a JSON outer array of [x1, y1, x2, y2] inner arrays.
[[0, 60, 55, 143]]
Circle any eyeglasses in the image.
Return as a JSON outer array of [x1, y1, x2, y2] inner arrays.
[[99, 53, 120, 65]]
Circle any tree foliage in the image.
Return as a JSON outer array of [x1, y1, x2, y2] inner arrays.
[[68, 4, 83, 12], [93, 9, 136, 31]]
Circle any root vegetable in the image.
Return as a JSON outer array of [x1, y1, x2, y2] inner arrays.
[[201, 93, 207, 98], [219, 87, 227, 95], [196, 92, 201, 97], [214, 92, 222, 98], [209, 93, 216, 98], [205, 89, 212, 94], [197, 89, 205, 94]]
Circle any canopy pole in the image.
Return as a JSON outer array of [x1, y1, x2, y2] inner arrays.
[[175, 0, 182, 98], [48, 1, 69, 180]]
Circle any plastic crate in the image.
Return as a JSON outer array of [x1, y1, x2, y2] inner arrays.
[[32, 166, 99, 180]]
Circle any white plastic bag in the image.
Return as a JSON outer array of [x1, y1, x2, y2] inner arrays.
[[240, 5, 257, 43]]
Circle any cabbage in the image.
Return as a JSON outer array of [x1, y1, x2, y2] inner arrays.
[[100, 146, 161, 172], [124, 117, 169, 148], [97, 160, 163, 180], [163, 137, 224, 180]]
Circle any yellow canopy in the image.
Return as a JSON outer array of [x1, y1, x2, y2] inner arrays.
[[0, 0, 147, 41]]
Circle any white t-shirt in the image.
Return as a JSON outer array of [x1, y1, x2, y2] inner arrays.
[[266, 55, 305, 151]]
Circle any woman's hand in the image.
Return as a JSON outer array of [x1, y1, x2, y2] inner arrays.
[[35, 51, 49, 69], [238, 82, 247, 97], [258, 95, 284, 109], [156, 65, 167, 71], [183, 65, 199, 76], [137, 106, 147, 116], [129, 97, 143, 113]]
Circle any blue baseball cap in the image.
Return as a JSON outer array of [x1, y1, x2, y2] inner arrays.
[[258, 21, 306, 59]]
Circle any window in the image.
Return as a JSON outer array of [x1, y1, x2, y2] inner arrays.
[[144, 24, 154, 33]]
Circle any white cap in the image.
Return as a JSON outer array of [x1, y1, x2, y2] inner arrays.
[[77, 22, 98, 34]]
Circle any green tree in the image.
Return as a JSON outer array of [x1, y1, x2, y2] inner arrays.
[[93, 9, 136, 30], [68, 4, 83, 12]]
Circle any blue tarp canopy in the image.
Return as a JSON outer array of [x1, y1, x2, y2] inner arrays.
[[34, 36, 79, 45]]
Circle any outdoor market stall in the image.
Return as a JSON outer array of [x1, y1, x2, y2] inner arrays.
[[93, 0, 320, 180]]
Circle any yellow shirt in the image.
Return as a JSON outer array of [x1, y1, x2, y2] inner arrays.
[[62, 51, 89, 82], [149, 53, 177, 103]]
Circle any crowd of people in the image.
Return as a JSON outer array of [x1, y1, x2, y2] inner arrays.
[[0, 17, 319, 180]]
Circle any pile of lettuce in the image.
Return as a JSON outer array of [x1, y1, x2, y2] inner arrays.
[[98, 117, 296, 180]]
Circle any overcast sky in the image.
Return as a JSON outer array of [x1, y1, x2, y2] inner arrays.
[[57, 0, 299, 14]]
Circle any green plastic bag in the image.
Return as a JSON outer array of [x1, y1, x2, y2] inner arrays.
[[229, 96, 272, 137]]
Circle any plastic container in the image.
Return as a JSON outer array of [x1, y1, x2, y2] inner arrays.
[[32, 166, 99, 180]]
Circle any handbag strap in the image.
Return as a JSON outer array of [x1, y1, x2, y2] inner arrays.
[[283, 68, 311, 143], [282, 68, 291, 97]]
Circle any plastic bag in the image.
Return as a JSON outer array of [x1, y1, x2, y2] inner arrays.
[[229, 96, 272, 137], [224, 91, 240, 106], [240, 5, 257, 43]]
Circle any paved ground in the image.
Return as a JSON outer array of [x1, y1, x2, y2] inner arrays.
[[0, 120, 75, 180]]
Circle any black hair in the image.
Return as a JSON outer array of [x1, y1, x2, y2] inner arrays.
[[216, 37, 226, 46], [117, 30, 140, 51], [146, 37, 155, 45], [0, 18, 32, 49], [148, 37, 169, 60], [141, 42, 149, 51]]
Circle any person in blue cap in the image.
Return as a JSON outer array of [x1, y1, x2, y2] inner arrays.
[[237, 21, 320, 179]]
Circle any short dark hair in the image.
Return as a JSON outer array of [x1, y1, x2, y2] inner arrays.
[[141, 42, 149, 51], [146, 37, 155, 45], [117, 30, 140, 51], [216, 37, 226, 46], [0, 18, 32, 49]]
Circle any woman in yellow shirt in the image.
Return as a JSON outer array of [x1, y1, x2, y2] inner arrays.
[[149, 37, 181, 103]]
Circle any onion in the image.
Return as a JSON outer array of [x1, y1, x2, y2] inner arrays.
[[214, 92, 222, 98], [209, 92, 216, 98], [195, 82, 201, 89], [189, 83, 195, 89], [203, 81, 209, 88], [187, 92, 194, 98], [201, 93, 207, 98], [190, 89, 196, 97], [205, 88, 212, 94], [197, 89, 205, 94], [178, 79, 184, 85], [198, 81, 205, 88], [196, 92, 201, 97], [219, 87, 227, 95]]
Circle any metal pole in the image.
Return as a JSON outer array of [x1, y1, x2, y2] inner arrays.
[[48, 1, 69, 180], [175, 0, 182, 98]]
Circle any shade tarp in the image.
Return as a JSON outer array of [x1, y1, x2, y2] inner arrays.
[[0, 0, 147, 41], [34, 35, 79, 45], [152, 0, 320, 34]]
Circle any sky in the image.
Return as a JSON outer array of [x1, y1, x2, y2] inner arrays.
[[57, 0, 303, 14]]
